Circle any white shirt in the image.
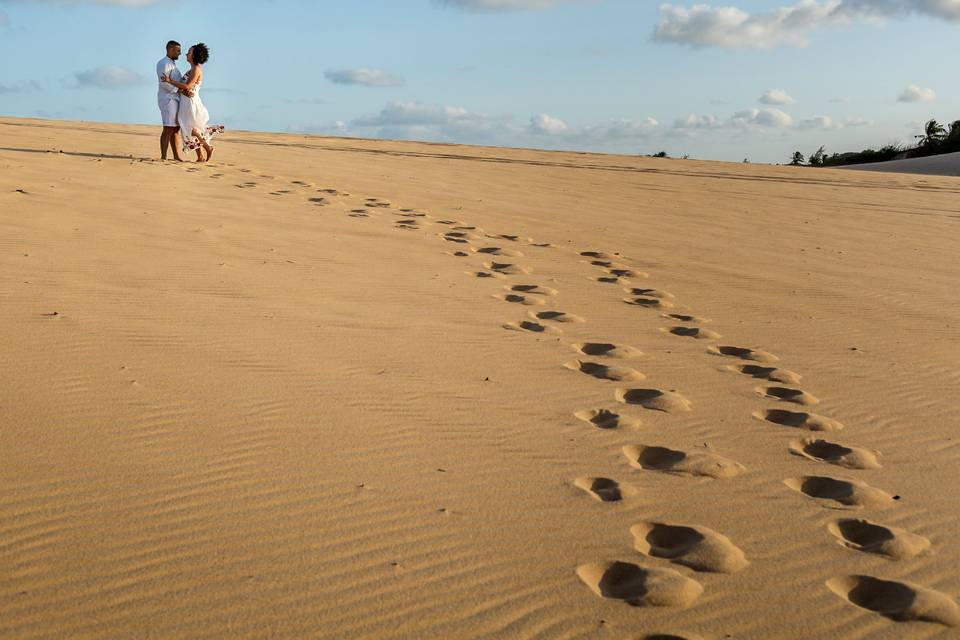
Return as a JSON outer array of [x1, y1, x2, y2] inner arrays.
[[157, 57, 182, 98]]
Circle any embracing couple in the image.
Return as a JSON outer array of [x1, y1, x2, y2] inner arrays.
[[157, 40, 224, 162]]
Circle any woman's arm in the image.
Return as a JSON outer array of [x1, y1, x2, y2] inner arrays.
[[161, 68, 201, 91]]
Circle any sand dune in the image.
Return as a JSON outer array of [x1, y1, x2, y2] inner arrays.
[[843, 150, 960, 177], [2, 116, 959, 639]]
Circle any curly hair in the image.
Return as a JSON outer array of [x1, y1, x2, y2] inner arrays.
[[191, 43, 210, 65]]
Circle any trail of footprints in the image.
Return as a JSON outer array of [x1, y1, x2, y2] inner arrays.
[[184, 161, 955, 632]]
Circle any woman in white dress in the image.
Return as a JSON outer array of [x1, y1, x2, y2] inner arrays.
[[161, 43, 223, 162]]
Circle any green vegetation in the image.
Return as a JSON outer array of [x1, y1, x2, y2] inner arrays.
[[791, 119, 960, 167]]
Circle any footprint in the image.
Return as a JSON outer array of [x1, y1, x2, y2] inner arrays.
[[495, 293, 546, 307], [564, 360, 646, 382], [448, 251, 470, 258], [828, 519, 931, 560], [576, 562, 703, 608], [580, 251, 614, 260], [784, 476, 896, 508], [625, 287, 676, 300], [396, 219, 420, 229], [615, 389, 691, 413], [503, 320, 560, 334], [365, 198, 391, 208], [472, 246, 525, 257], [789, 438, 881, 470], [474, 271, 507, 280], [667, 327, 722, 340], [572, 343, 643, 359], [754, 409, 844, 432], [708, 345, 779, 363], [826, 575, 960, 626], [729, 364, 802, 385], [609, 268, 648, 279], [598, 276, 626, 284], [664, 313, 710, 324], [442, 231, 473, 243], [308, 197, 328, 206], [317, 188, 343, 195], [509, 284, 557, 296], [591, 260, 614, 268], [624, 297, 676, 309], [436, 220, 459, 225], [623, 445, 746, 479], [484, 261, 531, 275], [532, 310, 585, 324], [759, 386, 820, 405], [631, 522, 749, 573], [574, 409, 642, 430], [574, 477, 634, 502]]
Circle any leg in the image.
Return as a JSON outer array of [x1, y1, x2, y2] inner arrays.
[[160, 127, 171, 160], [171, 129, 184, 162]]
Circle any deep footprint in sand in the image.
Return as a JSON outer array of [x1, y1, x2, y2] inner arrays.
[[625, 287, 676, 300], [485, 261, 531, 275], [729, 364, 802, 385], [308, 197, 328, 206], [574, 477, 634, 502], [827, 575, 960, 626], [624, 296, 676, 309], [708, 345, 779, 363], [565, 360, 646, 382], [580, 250, 615, 260], [755, 409, 843, 432], [631, 522, 749, 573], [609, 268, 648, 279], [616, 389, 691, 413], [572, 343, 643, 359], [495, 293, 546, 307], [623, 445, 746, 479], [576, 562, 703, 608], [828, 519, 931, 560], [503, 320, 560, 334], [759, 386, 820, 405], [472, 246, 525, 257], [667, 327, 722, 340], [532, 310, 585, 324], [365, 198, 391, 208], [508, 284, 558, 297], [474, 271, 507, 280], [784, 476, 896, 508], [574, 409, 642, 430], [789, 437, 881, 470], [664, 313, 710, 324]]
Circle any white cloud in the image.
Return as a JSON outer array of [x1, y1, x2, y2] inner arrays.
[[324, 68, 404, 87], [529, 113, 568, 134], [897, 84, 936, 102], [0, 80, 41, 94], [74, 65, 145, 89], [435, 0, 586, 10], [655, 0, 960, 50], [799, 115, 836, 129], [760, 89, 795, 105], [844, 117, 873, 127], [674, 114, 722, 129], [829, 96, 851, 103], [732, 108, 794, 128]]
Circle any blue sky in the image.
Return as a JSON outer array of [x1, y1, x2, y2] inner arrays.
[[1, 0, 958, 162]]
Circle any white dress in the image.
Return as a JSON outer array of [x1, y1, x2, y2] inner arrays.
[[178, 72, 224, 151]]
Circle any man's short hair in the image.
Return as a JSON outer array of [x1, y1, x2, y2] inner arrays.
[[166, 40, 181, 49]]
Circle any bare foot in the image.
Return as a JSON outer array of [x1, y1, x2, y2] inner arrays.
[[205, 146, 215, 162]]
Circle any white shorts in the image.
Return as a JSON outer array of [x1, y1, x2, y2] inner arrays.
[[159, 95, 180, 127]]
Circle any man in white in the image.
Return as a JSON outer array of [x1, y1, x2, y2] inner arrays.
[[157, 40, 190, 161]]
